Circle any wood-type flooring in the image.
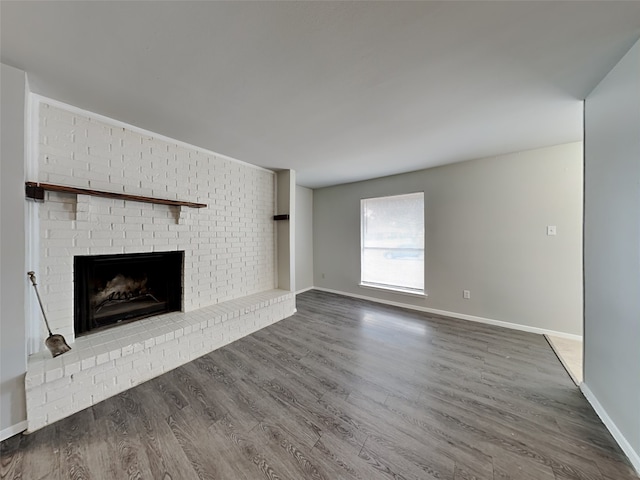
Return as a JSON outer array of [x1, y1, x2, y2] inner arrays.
[[1, 290, 637, 479]]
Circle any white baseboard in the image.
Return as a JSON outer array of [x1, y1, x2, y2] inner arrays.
[[542, 330, 584, 341], [295, 286, 315, 295], [312, 287, 583, 341], [1, 420, 27, 442], [580, 383, 640, 475]]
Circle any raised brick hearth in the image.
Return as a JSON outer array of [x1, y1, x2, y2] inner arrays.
[[26, 290, 293, 431]]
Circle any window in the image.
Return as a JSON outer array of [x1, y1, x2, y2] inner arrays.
[[361, 192, 424, 295]]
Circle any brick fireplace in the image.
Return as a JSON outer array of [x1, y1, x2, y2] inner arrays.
[[33, 101, 280, 342], [25, 98, 294, 431]]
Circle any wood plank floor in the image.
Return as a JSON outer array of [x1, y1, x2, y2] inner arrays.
[[2, 290, 637, 480]]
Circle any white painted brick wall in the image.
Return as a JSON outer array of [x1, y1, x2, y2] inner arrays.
[[26, 102, 293, 431], [37, 102, 277, 342]]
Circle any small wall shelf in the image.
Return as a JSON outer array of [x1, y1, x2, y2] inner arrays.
[[25, 182, 207, 209]]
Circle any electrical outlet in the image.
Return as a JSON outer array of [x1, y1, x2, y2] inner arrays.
[[463, 290, 471, 299]]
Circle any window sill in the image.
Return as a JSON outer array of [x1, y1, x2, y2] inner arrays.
[[359, 283, 427, 298]]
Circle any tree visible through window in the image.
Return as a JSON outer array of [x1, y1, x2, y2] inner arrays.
[[361, 192, 424, 294]]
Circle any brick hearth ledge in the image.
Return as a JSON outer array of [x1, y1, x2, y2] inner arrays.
[[25, 289, 294, 432]]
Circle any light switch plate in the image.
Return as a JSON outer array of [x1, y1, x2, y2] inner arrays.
[[547, 225, 557, 236]]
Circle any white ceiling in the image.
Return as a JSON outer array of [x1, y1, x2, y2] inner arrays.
[[2, 2, 640, 188]]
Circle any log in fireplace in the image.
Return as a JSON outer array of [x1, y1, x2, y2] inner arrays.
[[74, 251, 183, 335]]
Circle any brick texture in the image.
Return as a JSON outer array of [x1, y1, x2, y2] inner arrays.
[[27, 102, 291, 431], [37, 102, 277, 341], [26, 290, 294, 431]]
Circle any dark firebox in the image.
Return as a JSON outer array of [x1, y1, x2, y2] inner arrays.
[[74, 251, 183, 335]]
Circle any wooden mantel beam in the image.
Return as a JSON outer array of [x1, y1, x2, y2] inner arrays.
[[25, 182, 207, 209]]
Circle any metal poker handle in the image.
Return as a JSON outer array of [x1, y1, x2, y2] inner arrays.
[[27, 271, 54, 336]]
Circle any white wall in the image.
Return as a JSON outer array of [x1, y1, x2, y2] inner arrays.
[[0, 63, 28, 437], [34, 100, 277, 343], [583, 38, 640, 471], [295, 185, 314, 292], [314, 142, 583, 336]]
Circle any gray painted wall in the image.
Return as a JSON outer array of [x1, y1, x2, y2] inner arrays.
[[314, 142, 583, 336], [1, 63, 27, 436], [276, 170, 295, 291], [295, 185, 314, 292], [584, 38, 640, 460]]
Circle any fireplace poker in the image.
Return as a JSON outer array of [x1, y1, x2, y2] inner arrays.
[[27, 271, 72, 357]]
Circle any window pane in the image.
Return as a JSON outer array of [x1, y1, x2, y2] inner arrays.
[[361, 192, 424, 293]]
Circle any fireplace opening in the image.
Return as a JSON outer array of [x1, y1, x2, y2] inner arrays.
[[74, 251, 183, 336]]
